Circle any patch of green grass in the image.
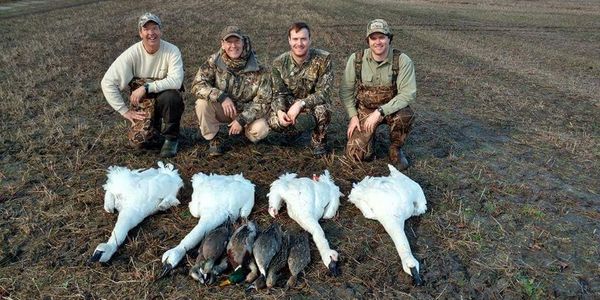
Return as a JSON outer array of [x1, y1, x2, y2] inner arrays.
[[521, 204, 546, 220], [516, 274, 545, 299], [483, 201, 497, 215]]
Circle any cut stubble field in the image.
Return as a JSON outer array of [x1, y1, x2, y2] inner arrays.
[[0, 0, 599, 299]]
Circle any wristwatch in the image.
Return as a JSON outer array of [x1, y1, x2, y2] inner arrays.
[[377, 106, 385, 117], [299, 100, 306, 108], [143, 83, 150, 94]]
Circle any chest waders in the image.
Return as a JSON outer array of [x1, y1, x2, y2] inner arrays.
[[345, 49, 415, 162]]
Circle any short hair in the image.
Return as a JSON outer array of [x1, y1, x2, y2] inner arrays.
[[288, 22, 311, 38]]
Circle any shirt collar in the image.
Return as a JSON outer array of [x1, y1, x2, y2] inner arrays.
[[365, 48, 393, 65]]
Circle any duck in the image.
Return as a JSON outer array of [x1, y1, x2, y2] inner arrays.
[[348, 164, 427, 286], [90, 161, 183, 263], [160, 172, 255, 277], [265, 231, 290, 288], [189, 220, 232, 285], [252, 222, 283, 289], [267, 170, 342, 276], [286, 232, 311, 288], [223, 220, 259, 284]]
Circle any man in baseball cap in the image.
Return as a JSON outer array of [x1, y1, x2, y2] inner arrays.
[[340, 18, 417, 170], [191, 25, 271, 157], [101, 13, 185, 157]]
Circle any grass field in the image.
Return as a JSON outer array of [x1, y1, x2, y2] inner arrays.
[[1, 0, 599, 298]]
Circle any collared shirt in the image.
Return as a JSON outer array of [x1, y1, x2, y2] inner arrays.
[[339, 48, 416, 118], [191, 52, 271, 126], [271, 48, 333, 112]]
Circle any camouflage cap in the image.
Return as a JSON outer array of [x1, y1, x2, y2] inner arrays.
[[366, 19, 391, 37], [220, 25, 244, 40], [138, 12, 162, 29]]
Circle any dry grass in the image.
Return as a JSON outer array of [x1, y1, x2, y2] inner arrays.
[[1, 0, 599, 299]]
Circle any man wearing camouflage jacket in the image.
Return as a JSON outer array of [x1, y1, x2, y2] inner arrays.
[[270, 22, 333, 156], [192, 26, 271, 156], [340, 19, 416, 170]]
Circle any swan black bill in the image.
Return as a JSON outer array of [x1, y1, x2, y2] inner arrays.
[[328, 261, 341, 277], [88, 250, 103, 263], [410, 267, 424, 286], [156, 263, 173, 280]]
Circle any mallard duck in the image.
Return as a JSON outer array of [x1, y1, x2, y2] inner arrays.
[[348, 164, 427, 286], [90, 161, 183, 263], [286, 232, 310, 288], [189, 220, 232, 285], [160, 172, 255, 277], [266, 231, 290, 288], [252, 222, 283, 289], [267, 170, 342, 276], [225, 221, 259, 284]]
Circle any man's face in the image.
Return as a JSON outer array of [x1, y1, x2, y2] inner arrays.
[[368, 33, 390, 57], [139, 22, 161, 50], [221, 36, 244, 59], [288, 28, 311, 59]]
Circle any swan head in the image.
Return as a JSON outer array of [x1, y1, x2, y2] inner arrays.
[[89, 243, 118, 263], [324, 250, 341, 277], [402, 256, 423, 286]]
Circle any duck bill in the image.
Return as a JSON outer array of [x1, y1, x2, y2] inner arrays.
[[328, 261, 341, 277], [410, 267, 424, 286]]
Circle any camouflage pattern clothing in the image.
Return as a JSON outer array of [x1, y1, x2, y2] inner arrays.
[[341, 49, 416, 161], [270, 48, 333, 147], [127, 78, 162, 148], [191, 50, 271, 128]]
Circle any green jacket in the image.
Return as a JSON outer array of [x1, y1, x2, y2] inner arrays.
[[339, 48, 416, 118], [271, 48, 333, 112], [191, 52, 271, 126]]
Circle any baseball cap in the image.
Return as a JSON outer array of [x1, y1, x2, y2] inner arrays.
[[220, 25, 244, 40], [138, 12, 162, 29], [366, 19, 391, 37]]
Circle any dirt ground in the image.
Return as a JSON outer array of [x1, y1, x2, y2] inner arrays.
[[1, 0, 599, 299]]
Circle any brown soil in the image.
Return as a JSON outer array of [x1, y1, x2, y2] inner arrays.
[[1, 0, 599, 299]]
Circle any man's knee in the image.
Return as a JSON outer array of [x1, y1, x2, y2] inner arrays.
[[312, 104, 331, 124], [245, 118, 270, 143], [157, 90, 183, 107]]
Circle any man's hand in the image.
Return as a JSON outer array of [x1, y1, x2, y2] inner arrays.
[[222, 98, 237, 119], [347, 115, 361, 138], [129, 86, 146, 106], [364, 110, 383, 134], [123, 110, 147, 125], [228, 120, 242, 135], [286, 101, 304, 125], [277, 110, 293, 127]]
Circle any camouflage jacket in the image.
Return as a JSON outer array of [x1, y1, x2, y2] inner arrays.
[[191, 52, 271, 126], [271, 48, 333, 112]]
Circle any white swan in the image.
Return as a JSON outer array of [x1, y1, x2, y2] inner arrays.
[[90, 161, 183, 263], [348, 164, 427, 285], [160, 172, 254, 277], [267, 170, 342, 276]]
